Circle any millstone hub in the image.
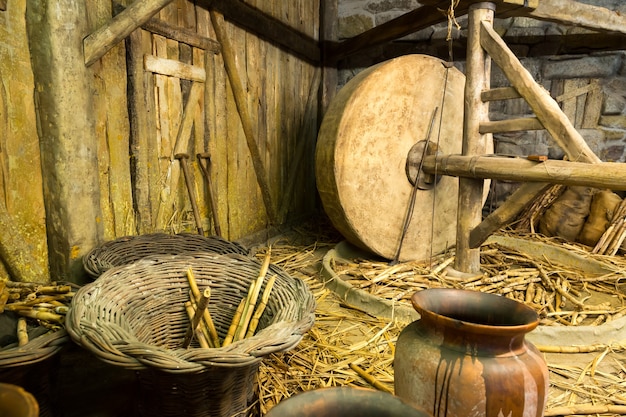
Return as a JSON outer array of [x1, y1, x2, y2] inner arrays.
[[405, 140, 441, 190]]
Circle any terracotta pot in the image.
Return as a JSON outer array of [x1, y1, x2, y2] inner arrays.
[[0, 383, 39, 417], [265, 386, 431, 417], [394, 288, 549, 417]]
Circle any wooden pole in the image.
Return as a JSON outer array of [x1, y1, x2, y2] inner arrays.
[[455, 2, 495, 274], [527, 0, 626, 36], [423, 155, 626, 191], [209, 9, 276, 224], [83, 0, 174, 67]]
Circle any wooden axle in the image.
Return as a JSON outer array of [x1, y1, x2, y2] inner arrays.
[[421, 154, 626, 191]]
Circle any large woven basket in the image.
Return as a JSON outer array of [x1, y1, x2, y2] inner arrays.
[[67, 252, 316, 417], [0, 329, 68, 417], [83, 233, 250, 278]]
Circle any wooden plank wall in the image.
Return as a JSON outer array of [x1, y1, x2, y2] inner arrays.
[[89, 0, 321, 242]]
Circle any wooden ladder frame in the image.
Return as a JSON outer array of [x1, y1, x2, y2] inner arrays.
[[445, 1, 624, 273]]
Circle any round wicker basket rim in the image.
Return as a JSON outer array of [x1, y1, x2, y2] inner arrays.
[[83, 233, 250, 277], [68, 252, 315, 372], [0, 329, 68, 367]]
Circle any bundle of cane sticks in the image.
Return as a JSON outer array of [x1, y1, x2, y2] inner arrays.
[[0, 280, 74, 347], [182, 249, 277, 349], [593, 197, 626, 255]]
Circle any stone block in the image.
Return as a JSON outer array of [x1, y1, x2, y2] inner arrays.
[[543, 54, 621, 79], [604, 95, 626, 115], [338, 13, 375, 39], [599, 115, 626, 129], [365, 0, 418, 13]]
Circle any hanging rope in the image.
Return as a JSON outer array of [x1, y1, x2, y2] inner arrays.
[[392, 0, 460, 265], [444, 0, 461, 43], [428, 0, 459, 265]]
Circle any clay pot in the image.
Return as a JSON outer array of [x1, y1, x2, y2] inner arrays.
[[265, 386, 431, 417], [0, 383, 39, 417], [394, 288, 549, 417]]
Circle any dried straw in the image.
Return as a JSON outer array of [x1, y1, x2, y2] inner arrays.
[[254, 222, 626, 417]]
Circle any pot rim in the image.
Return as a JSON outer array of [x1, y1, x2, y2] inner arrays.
[[411, 288, 539, 336]]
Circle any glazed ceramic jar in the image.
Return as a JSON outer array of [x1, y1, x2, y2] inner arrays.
[[394, 288, 549, 417]]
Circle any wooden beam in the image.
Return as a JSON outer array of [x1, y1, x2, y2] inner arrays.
[[329, 0, 537, 62], [525, 0, 626, 35], [84, 0, 173, 67], [112, 3, 221, 53], [327, 4, 461, 63], [423, 155, 626, 191], [479, 117, 544, 133], [481, 87, 521, 101], [196, 0, 320, 64], [143, 55, 206, 82], [480, 21, 601, 164], [470, 182, 550, 248], [142, 18, 220, 53]]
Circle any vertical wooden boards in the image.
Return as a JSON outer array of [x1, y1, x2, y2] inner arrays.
[[127, 27, 159, 234], [87, 0, 135, 239], [125, 0, 321, 240]]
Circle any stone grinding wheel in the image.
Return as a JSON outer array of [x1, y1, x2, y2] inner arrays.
[[316, 54, 488, 262]]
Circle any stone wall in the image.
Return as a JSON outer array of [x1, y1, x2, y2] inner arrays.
[[335, 1, 626, 209]]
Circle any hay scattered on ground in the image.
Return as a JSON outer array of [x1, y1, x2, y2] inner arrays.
[[254, 223, 626, 416]]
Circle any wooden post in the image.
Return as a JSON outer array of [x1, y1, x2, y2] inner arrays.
[[455, 2, 495, 274], [26, 0, 103, 284]]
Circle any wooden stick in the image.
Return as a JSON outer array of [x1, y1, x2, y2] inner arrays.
[[544, 404, 626, 416], [0, 289, 8, 313], [185, 268, 220, 347], [245, 275, 277, 338], [182, 288, 211, 348], [209, 9, 276, 223], [223, 298, 246, 347], [17, 317, 28, 347], [184, 301, 210, 348], [349, 363, 393, 393], [15, 309, 64, 324], [234, 250, 272, 341]]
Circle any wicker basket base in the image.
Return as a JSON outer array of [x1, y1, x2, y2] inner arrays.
[[0, 355, 58, 417], [137, 364, 260, 417]]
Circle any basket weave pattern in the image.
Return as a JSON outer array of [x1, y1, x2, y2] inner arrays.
[[0, 330, 68, 417], [83, 233, 249, 278], [67, 252, 315, 417]]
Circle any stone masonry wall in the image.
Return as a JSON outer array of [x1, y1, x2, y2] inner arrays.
[[335, 1, 626, 210]]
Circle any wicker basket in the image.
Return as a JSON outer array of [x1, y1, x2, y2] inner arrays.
[[67, 252, 316, 417], [0, 329, 68, 417], [83, 233, 250, 278]]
